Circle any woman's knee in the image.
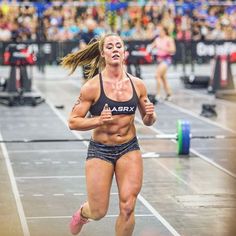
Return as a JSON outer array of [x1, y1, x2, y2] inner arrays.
[[119, 195, 137, 220], [155, 72, 162, 81], [89, 206, 108, 221]]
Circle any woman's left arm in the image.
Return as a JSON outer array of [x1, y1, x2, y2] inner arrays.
[[136, 79, 157, 126]]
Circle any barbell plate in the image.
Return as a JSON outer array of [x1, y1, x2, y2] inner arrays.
[[177, 120, 183, 154], [181, 120, 190, 155], [177, 120, 190, 155]]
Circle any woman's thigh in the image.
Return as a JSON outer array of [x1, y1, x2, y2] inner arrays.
[[115, 150, 143, 201], [156, 62, 168, 77], [86, 158, 114, 210]]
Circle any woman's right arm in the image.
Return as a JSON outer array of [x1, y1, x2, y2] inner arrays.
[[68, 84, 101, 131], [68, 80, 112, 131]]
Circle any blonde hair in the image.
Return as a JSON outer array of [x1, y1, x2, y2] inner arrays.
[[60, 33, 122, 79]]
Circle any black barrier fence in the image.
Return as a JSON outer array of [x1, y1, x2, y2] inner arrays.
[[1, 40, 236, 66]]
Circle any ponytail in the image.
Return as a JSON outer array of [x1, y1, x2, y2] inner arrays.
[[61, 33, 121, 79], [60, 39, 102, 79]]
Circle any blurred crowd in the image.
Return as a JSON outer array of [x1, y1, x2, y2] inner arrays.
[[0, 0, 236, 42]]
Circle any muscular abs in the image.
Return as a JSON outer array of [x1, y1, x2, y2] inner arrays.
[[92, 114, 136, 145]]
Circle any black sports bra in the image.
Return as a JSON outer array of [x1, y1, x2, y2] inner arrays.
[[89, 73, 139, 116]]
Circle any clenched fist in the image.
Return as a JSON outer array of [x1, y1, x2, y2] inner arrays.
[[144, 98, 155, 116], [99, 103, 113, 124]]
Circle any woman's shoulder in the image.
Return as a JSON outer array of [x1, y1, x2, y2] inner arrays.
[[127, 73, 146, 89], [83, 74, 99, 87], [80, 75, 100, 98]]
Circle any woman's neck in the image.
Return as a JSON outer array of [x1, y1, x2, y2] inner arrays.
[[103, 65, 125, 81]]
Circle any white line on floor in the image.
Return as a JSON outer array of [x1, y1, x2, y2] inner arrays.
[[190, 149, 236, 178], [73, 193, 86, 196], [32, 194, 44, 197], [51, 161, 61, 164], [15, 175, 85, 179], [183, 89, 236, 108], [20, 162, 30, 165], [8, 149, 87, 153], [26, 214, 154, 220], [47, 101, 90, 147], [154, 160, 199, 193], [107, 214, 154, 218], [142, 152, 160, 158], [12, 160, 81, 165], [166, 101, 236, 134], [21, 192, 118, 197], [35, 161, 43, 165], [138, 195, 181, 236], [68, 161, 79, 164], [0, 132, 30, 236], [192, 147, 236, 151]]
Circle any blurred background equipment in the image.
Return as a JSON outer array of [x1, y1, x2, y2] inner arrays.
[[208, 54, 236, 101], [0, 43, 44, 106], [200, 103, 217, 118], [208, 54, 235, 93]]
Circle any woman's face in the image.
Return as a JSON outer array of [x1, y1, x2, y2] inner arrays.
[[102, 35, 125, 66]]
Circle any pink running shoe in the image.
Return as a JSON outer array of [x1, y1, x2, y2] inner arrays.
[[70, 206, 89, 235]]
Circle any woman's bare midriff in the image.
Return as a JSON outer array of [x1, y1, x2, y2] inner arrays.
[[92, 114, 136, 145]]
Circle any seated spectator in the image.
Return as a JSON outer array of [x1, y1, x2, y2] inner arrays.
[[94, 19, 107, 37], [144, 22, 155, 40], [0, 11, 11, 41], [120, 20, 134, 40], [191, 22, 202, 41], [1, 0, 236, 42], [132, 21, 146, 40], [207, 20, 224, 40]]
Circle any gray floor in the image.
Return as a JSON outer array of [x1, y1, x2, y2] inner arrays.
[[0, 64, 236, 236]]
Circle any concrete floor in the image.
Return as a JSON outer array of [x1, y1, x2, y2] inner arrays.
[[0, 64, 236, 236]]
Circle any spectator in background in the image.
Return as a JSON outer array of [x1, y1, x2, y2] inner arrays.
[[79, 19, 97, 49], [144, 22, 155, 40], [1, 1, 236, 43], [205, 7, 218, 30], [148, 24, 176, 102], [191, 22, 202, 41], [0, 9, 11, 41], [120, 20, 134, 40], [161, 9, 175, 37], [94, 19, 107, 37], [0, 0, 10, 16], [207, 20, 224, 40], [132, 21, 146, 40]]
